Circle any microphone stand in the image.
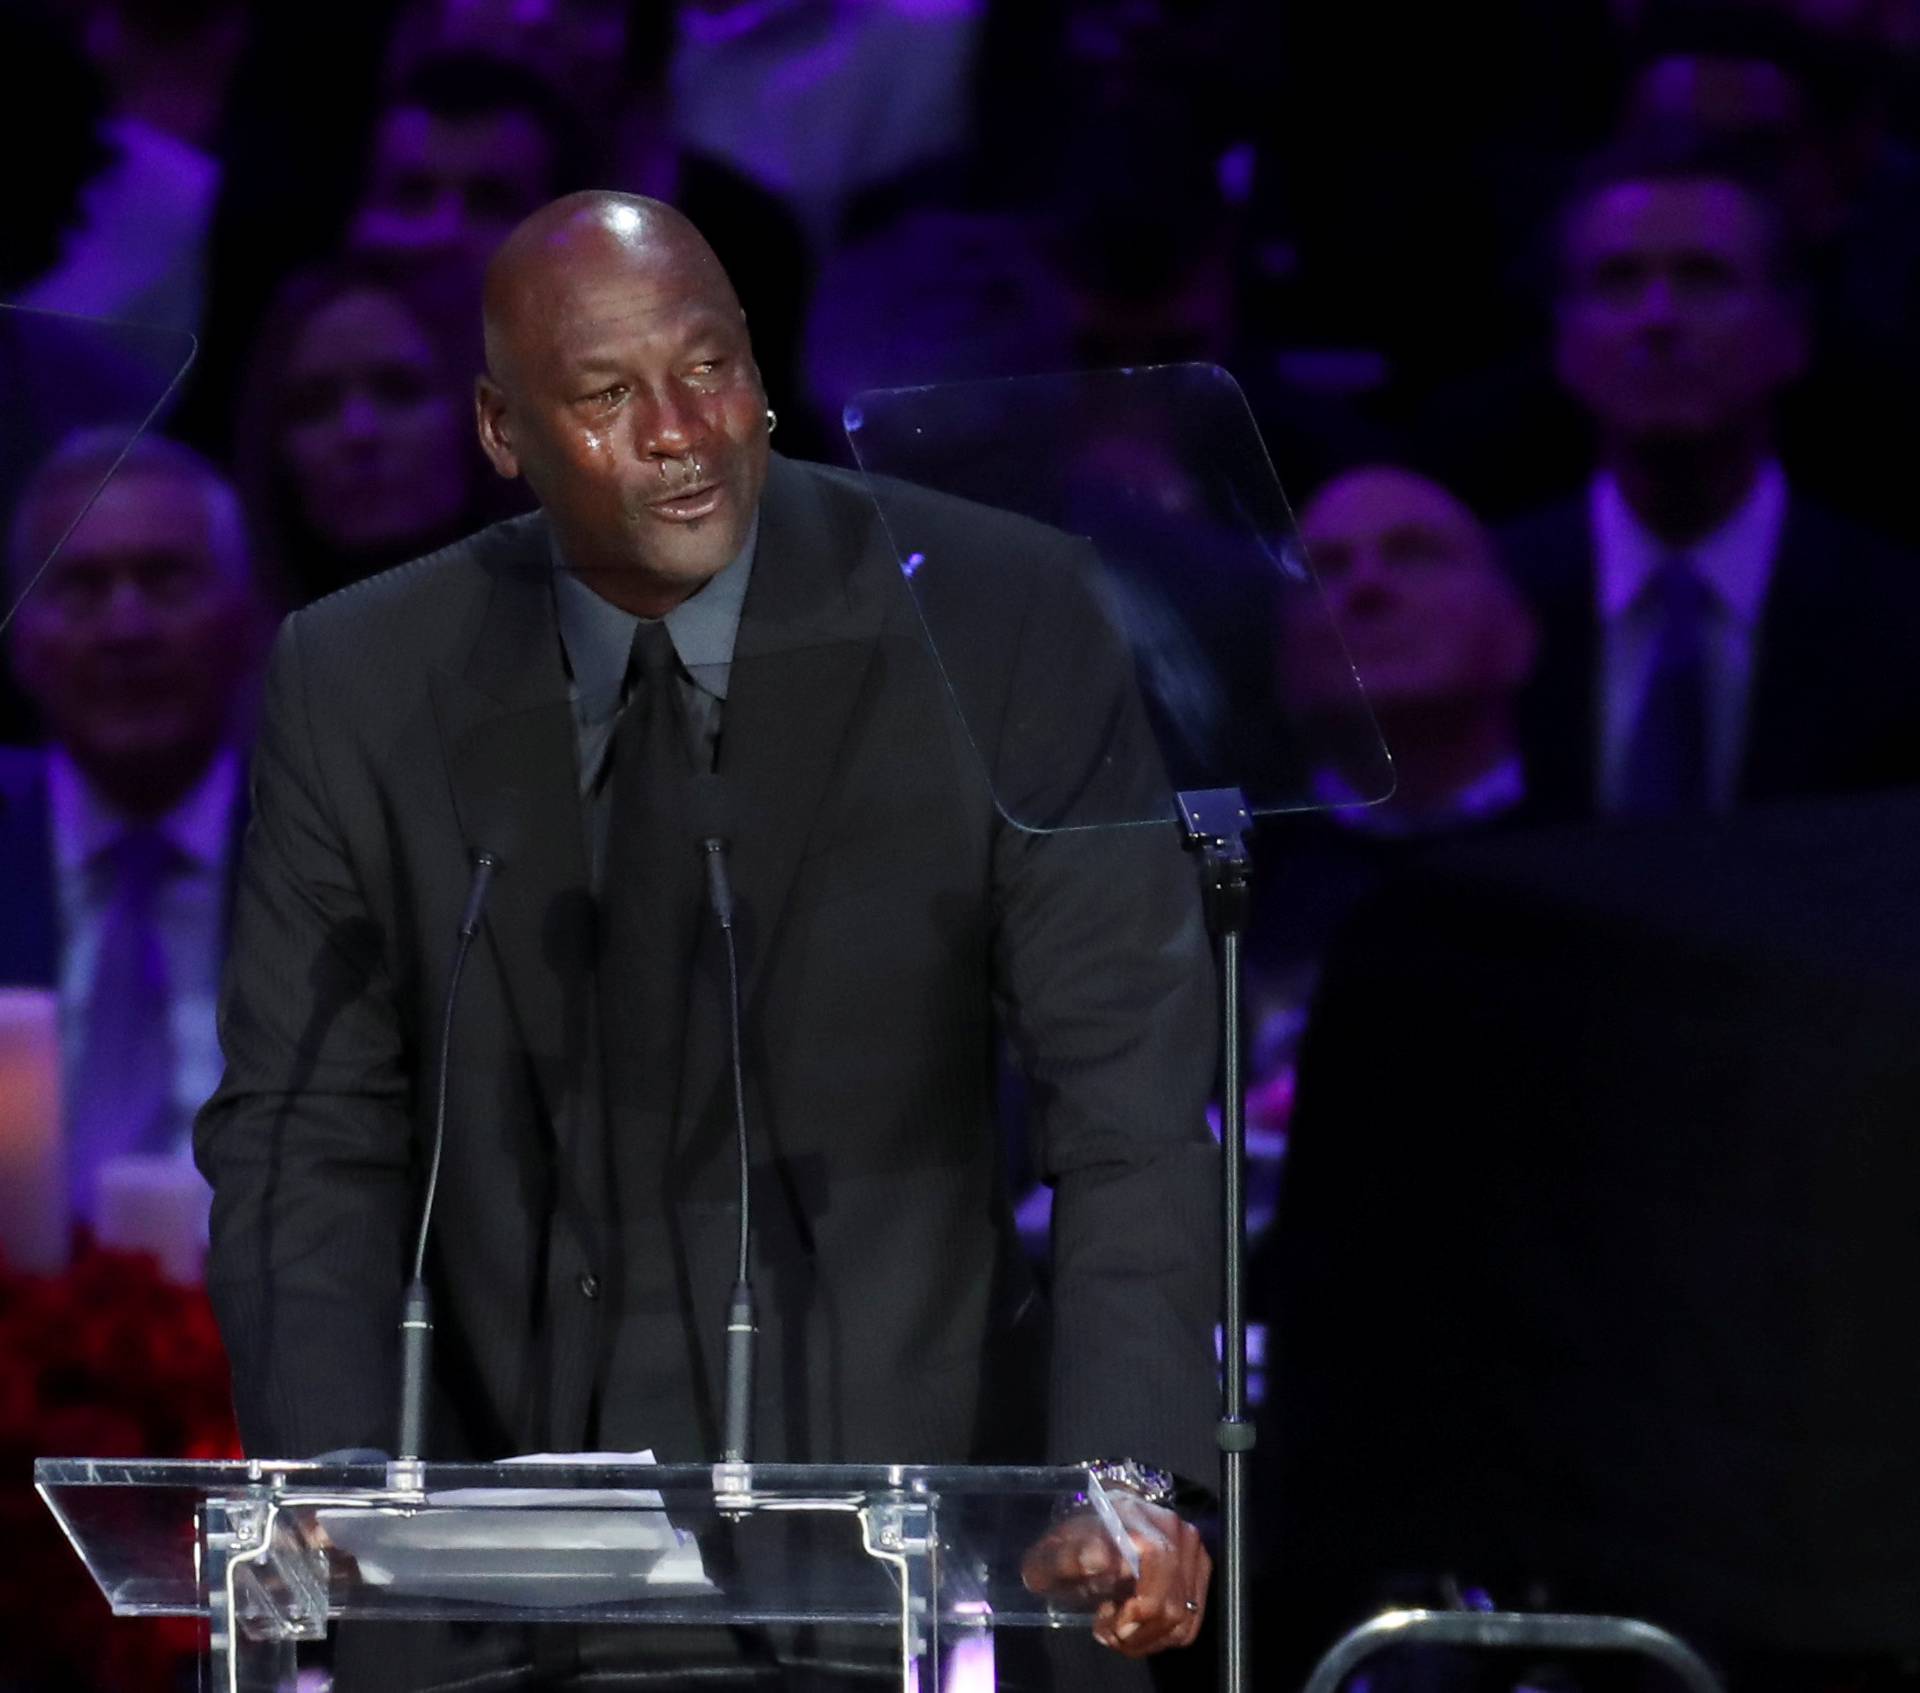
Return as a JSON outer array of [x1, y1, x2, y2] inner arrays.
[[692, 803, 757, 1474], [708, 839, 757, 1469], [390, 851, 499, 1494], [1177, 788, 1255, 1693]]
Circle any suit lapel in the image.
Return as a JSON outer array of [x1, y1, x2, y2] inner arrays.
[[678, 457, 890, 1136], [1741, 501, 1833, 799], [1512, 504, 1602, 820], [429, 521, 596, 1153]]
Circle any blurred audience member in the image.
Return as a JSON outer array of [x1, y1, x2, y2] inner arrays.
[[165, 0, 398, 461], [1505, 137, 1920, 821], [81, 0, 249, 153], [1624, 8, 1920, 354], [1055, 116, 1240, 371], [1255, 466, 1538, 1011], [1621, 4, 1920, 544], [668, 0, 986, 254], [350, 50, 594, 279], [8, 0, 224, 340], [979, 0, 1265, 186], [0, 3, 115, 303], [1232, 463, 1540, 1272], [235, 258, 517, 605], [390, 0, 637, 140], [1293, 468, 1538, 828], [2, 432, 264, 1227], [801, 203, 1075, 455]]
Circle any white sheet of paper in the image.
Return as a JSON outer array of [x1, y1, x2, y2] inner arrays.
[[430, 1449, 673, 1511], [317, 1450, 717, 1607]]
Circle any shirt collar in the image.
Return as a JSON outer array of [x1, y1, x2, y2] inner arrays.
[[551, 515, 759, 704], [1592, 462, 1786, 624], [48, 745, 239, 877]]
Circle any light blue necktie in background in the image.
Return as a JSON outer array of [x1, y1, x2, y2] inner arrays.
[[1620, 555, 1714, 817]]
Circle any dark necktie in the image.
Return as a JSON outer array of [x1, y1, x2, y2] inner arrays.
[[598, 622, 701, 1224], [69, 826, 178, 1222], [1619, 555, 1714, 817]]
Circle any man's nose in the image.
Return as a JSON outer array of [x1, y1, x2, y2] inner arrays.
[[1632, 274, 1683, 331], [635, 385, 700, 458], [96, 574, 162, 640], [1337, 545, 1395, 604], [337, 388, 385, 444]]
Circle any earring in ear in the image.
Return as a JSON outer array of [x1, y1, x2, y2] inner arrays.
[[765, 407, 778, 435]]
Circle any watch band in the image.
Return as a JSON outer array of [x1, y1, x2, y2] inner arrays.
[[1080, 1458, 1177, 1508]]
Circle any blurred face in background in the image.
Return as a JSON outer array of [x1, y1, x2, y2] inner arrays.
[[11, 467, 255, 801], [406, 0, 629, 115], [1626, 53, 1868, 240], [353, 103, 558, 272], [1288, 467, 1535, 719], [1556, 177, 1808, 448], [280, 285, 473, 557]]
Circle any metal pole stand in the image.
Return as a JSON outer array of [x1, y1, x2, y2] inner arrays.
[[1179, 788, 1256, 1693]]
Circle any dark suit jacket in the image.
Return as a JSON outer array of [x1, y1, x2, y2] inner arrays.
[[1501, 495, 1920, 822], [1259, 795, 1920, 1674], [196, 454, 1220, 1481], [0, 749, 59, 989]]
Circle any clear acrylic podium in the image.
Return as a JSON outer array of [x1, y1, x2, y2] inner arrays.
[[37, 1458, 1129, 1692]]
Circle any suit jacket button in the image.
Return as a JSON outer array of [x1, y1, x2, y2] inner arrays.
[[577, 1272, 601, 1300]]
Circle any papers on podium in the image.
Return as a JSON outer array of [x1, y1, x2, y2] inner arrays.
[[316, 1451, 717, 1608]]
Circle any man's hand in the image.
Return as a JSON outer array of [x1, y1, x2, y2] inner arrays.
[[1020, 1491, 1212, 1657]]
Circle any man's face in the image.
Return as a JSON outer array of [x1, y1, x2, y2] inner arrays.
[[354, 105, 555, 272], [477, 227, 769, 605], [1556, 178, 1808, 444], [11, 471, 254, 780], [1289, 469, 1535, 716], [281, 285, 471, 554]]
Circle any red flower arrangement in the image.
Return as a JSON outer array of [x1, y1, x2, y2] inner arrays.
[[0, 1244, 240, 1692]]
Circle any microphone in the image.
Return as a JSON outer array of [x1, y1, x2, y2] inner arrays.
[[392, 846, 502, 1486], [689, 775, 756, 1466]]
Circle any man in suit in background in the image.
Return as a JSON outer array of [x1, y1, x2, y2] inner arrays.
[[2, 430, 261, 1227], [197, 192, 1217, 1686], [1503, 134, 1920, 822]]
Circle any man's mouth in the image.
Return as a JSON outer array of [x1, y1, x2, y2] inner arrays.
[[647, 480, 724, 521]]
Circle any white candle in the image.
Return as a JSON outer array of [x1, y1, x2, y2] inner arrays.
[[0, 987, 67, 1275]]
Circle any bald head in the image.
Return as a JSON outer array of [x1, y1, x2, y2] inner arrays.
[[482, 191, 742, 397], [1289, 465, 1535, 719], [1300, 466, 1498, 574], [473, 190, 771, 617]]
